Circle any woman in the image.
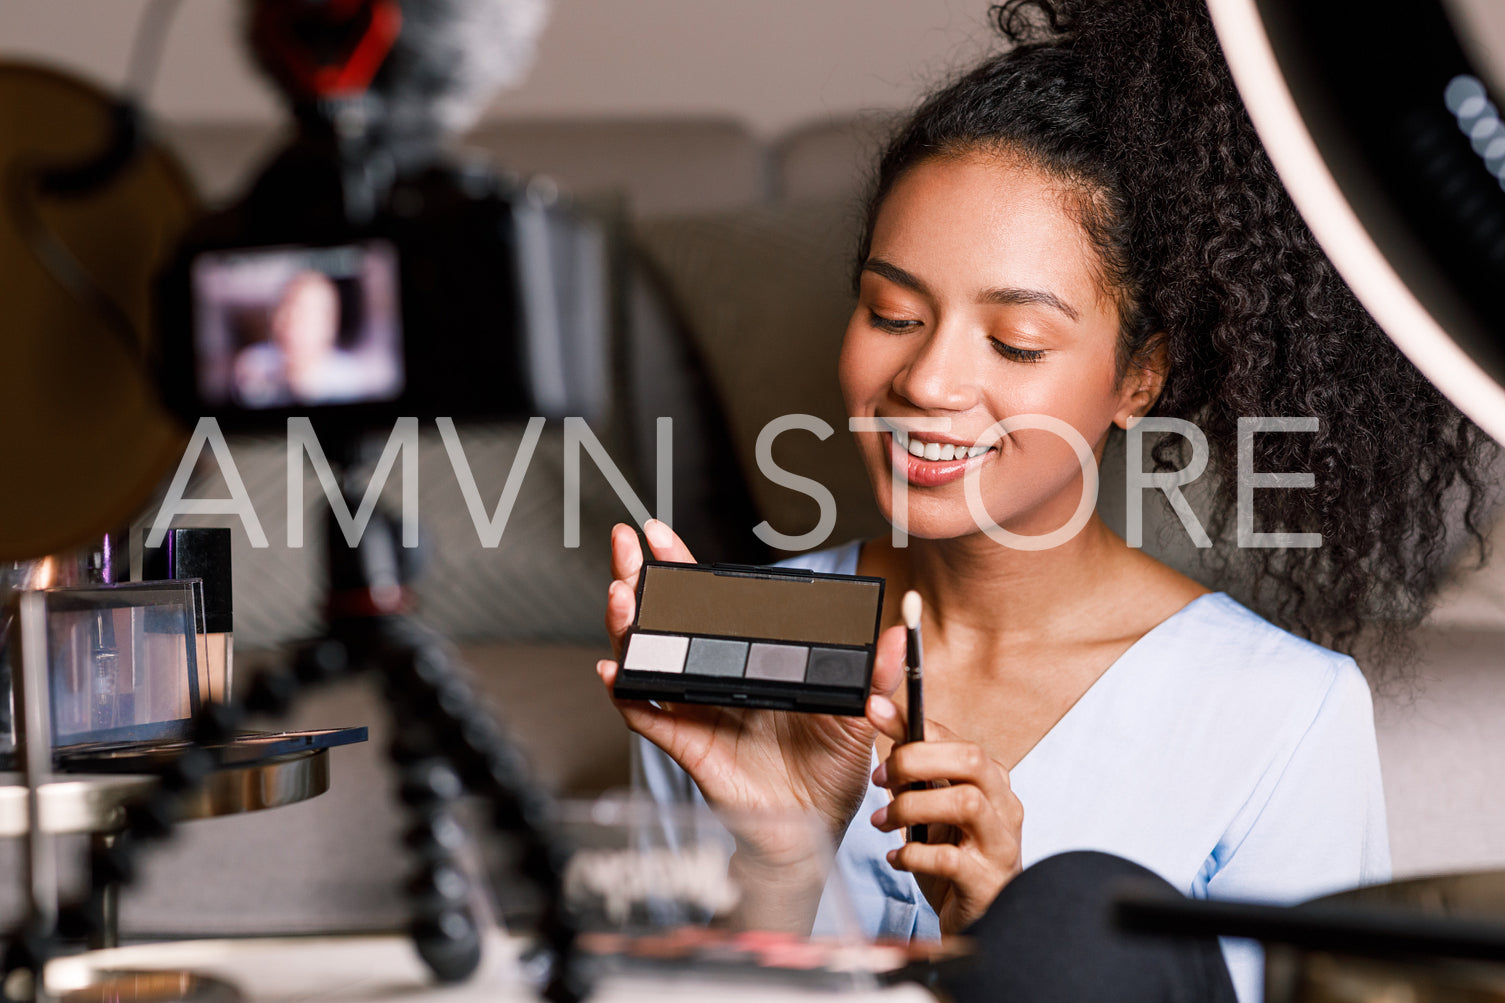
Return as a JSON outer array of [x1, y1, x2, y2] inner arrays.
[[233, 270, 367, 407], [596, 0, 1495, 999]]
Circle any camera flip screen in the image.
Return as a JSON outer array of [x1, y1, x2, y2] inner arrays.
[[190, 241, 405, 409]]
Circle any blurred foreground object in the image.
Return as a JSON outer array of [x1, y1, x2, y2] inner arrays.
[[0, 64, 195, 561]]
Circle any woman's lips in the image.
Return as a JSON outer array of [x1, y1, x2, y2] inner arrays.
[[886, 432, 995, 487]]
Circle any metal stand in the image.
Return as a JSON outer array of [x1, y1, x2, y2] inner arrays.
[[0, 749, 330, 952], [10, 591, 58, 1003]]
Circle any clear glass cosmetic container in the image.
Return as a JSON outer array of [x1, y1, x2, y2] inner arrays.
[[143, 528, 233, 703]]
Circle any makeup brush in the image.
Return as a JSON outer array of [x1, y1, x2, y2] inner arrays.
[[902, 589, 928, 844]]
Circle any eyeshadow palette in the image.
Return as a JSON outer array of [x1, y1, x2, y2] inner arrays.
[[613, 562, 885, 715]]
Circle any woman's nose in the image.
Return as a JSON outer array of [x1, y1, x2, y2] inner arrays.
[[891, 322, 981, 412]]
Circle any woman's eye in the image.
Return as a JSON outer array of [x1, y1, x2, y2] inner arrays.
[[991, 339, 1046, 363], [867, 310, 920, 334]]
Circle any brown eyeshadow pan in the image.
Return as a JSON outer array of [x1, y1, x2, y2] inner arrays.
[[636, 565, 880, 646]]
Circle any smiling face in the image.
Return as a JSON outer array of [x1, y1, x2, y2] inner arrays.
[[841, 149, 1158, 544], [272, 271, 341, 370]]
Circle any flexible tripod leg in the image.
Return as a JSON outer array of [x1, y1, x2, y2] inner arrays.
[[387, 692, 483, 982], [377, 619, 584, 1003]]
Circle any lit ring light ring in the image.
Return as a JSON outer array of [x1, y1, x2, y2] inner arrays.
[[1207, 0, 1505, 446]]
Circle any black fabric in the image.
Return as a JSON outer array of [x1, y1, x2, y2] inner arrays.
[[940, 851, 1239, 1003]]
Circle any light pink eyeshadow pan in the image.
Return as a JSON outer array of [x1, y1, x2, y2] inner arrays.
[[624, 633, 690, 674]]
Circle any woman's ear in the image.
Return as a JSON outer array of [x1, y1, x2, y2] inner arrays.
[[1113, 335, 1169, 430]]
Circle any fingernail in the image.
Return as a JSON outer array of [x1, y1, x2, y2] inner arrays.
[[885, 849, 898, 865], [872, 762, 888, 786], [870, 695, 897, 721], [871, 805, 888, 829], [644, 519, 671, 548]]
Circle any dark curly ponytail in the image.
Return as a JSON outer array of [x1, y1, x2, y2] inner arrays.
[[858, 0, 1498, 667]]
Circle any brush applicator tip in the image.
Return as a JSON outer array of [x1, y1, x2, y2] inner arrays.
[[902, 590, 922, 630]]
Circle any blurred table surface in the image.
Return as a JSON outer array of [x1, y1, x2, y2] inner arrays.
[[46, 931, 938, 1003]]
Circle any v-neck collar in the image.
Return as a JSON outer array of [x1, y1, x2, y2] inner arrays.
[[839, 537, 1221, 776], [1009, 591, 1223, 775]]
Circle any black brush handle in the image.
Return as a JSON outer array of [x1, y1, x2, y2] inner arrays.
[[906, 661, 927, 844]]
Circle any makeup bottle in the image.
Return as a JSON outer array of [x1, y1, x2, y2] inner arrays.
[[143, 528, 234, 703]]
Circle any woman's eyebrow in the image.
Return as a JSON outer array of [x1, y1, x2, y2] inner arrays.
[[979, 286, 1079, 321], [862, 258, 933, 298], [864, 257, 1078, 321]]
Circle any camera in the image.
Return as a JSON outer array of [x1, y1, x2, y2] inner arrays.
[[156, 111, 609, 435]]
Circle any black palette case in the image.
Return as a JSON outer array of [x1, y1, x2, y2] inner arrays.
[[613, 562, 886, 715]]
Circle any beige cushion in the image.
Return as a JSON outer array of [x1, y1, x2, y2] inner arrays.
[[1426, 500, 1505, 630], [634, 200, 888, 558], [1377, 627, 1505, 878], [772, 114, 899, 203], [461, 118, 767, 215], [159, 117, 769, 216]]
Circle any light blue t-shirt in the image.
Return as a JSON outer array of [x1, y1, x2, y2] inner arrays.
[[638, 540, 1390, 1002]]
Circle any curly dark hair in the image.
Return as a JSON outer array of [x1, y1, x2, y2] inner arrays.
[[856, 0, 1498, 668]]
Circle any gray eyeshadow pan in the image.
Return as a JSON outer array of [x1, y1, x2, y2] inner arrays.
[[745, 643, 809, 682], [805, 647, 869, 688], [685, 637, 748, 677]]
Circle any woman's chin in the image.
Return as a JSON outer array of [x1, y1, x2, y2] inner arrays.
[[874, 508, 1001, 545], [870, 485, 1090, 547]]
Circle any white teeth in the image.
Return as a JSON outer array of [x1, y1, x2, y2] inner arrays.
[[885, 420, 995, 461]]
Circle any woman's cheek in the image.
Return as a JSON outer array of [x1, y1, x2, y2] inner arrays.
[[837, 319, 892, 400], [999, 364, 1117, 445], [836, 325, 864, 414]]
